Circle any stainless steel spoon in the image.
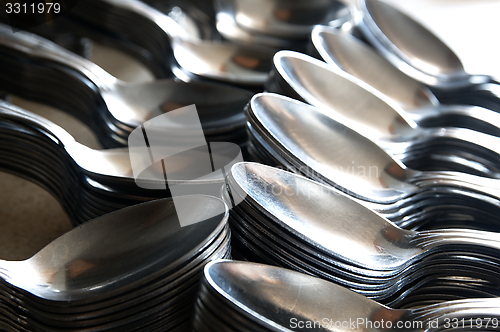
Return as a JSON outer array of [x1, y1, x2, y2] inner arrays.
[[227, 162, 500, 272], [248, 93, 500, 204], [357, 0, 500, 90], [311, 26, 500, 137], [218, 0, 351, 39], [0, 101, 238, 186], [269, 50, 500, 177], [0, 24, 252, 132], [69, 0, 274, 86], [198, 260, 500, 332], [0, 196, 227, 302], [213, 0, 354, 49]]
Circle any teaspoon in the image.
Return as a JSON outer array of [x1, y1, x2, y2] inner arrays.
[[311, 26, 500, 137], [0, 196, 229, 330], [247, 93, 500, 206], [269, 51, 500, 178], [227, 162, 500, 273], [357, 0, 500, 91], [68, 0, 274, 87], [0, 24, 252, 146], [195, 260, 500, 332]]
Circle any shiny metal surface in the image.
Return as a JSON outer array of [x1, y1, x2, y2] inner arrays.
[[2, 1, 500, 329], [0, 24, 252, 148], [0, 196, 230, 330], [248, 93, 415, 203], [221, 163, 500, 308], [0, 196, 226, 301], [195, 260, 500, 331], [228, 162, 422, 271], [220, 0, 349, 39], [311, 27, 500, 138], [229, 162, 500, 263], [248, 93, 500, 204], [312, 26, 438, 110], [0, 101, 243, 226], [214, 0, 307, 50], [268, 51, 500, 178], [358, 0, 499, 90], [66, 0, 274, 87]]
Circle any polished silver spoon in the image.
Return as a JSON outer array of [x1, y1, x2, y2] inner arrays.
[[270, 51, 500, 176], [0, 196, 227, 303], [200, 260, 500, 332], [78, 0, 274, 86], [311, 26, 500, 137], [218, 0, 351, 39], [228, 162, 500, 272], [0, 24, 252, 131], [0, 101, 240, 187], [214, 0, 354, 49], [248, 92, 500, 204], [357, 0, 500, 90]]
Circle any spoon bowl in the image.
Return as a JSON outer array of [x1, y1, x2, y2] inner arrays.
[[0, 101, 244, 225], [195, 260, 500, 332], [311, 26, 500, 138], [358, 0, 499, 90], [0, 195, 227, 302], [267, 51, 500, 178], [68, 0, 275, 87], [246, 93, 500, 209]]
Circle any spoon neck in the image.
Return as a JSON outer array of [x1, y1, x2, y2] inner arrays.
[[104, 0, 189, 41], [412, 228, 500, 253], [410, 170, 500, 202], [0, 101, 76, 148], [0, 23, 117, 91], [407, 298, 500, 331]]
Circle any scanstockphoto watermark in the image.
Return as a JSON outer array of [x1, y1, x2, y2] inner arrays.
[[128, 104, 245, 227], [289, 317, 500, 330], [290, 317, 425, 330]]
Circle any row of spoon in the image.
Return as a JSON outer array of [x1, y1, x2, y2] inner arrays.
[[223, 162, 500, 308], [0, 23, 252, 148], [0, 196, 230, 331], [195, 260, 500, 331], [0, 100, 242, 225], [245, 92, 500, 231]]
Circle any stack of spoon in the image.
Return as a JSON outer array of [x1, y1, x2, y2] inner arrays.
[[212, 0, 354, 52], [245, 92, 500, 231], [194, 260, 500, 331], [0, 196, 230, 331], [356, 0, 500, 112], [0, 101, 242, 225], [311, 26, 500, 138], [222, 162, 500, 307], [64, 0, 274, 89], [267, 50, 500, 178], [0, 24, 253, 148]]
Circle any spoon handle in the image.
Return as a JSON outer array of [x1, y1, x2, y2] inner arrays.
[[432, 79, 500, 107], [412, 104, 500, 138], [413, 228, 500, 255], [0, 23, 116, 90], [0, 100, 75, 146], [417, 127, 500, 164], [413, 170, 500, 202], [408, 298, 500, 331], [85, 0, 189, 40]]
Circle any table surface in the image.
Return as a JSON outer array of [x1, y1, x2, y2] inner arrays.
[[1, 0, 499, 260]]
